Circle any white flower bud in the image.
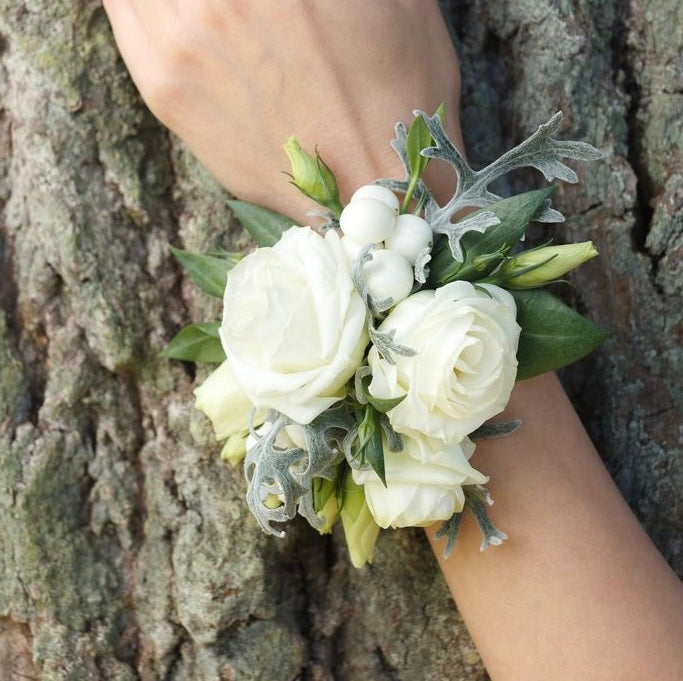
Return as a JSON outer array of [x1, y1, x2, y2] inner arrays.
[[283, 424, 308, 450], [220, 432, 248, 466], [194, 361, 258, 440], [384, 213, 433, 264], [350, 184, 400, 215], [362, 249, 414, 304], [339, 198, 396, 244]]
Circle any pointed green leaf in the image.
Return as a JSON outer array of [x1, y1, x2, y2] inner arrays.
[[360, 374, 406, 413], [160, 322, 226, 364], [401, 105, 445, 213], [512, 289, 610, 380], [170, 247, 240, 298], [406, 114, 433, 179], [362, 426, 386, 487], [366, 393, 406, 414], [357, 406, 386, 486], [227, 200, 296, 247], [430, 186, 556, 285]]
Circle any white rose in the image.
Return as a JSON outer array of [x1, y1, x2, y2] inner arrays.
[[220, 227, 369, 424], [368, 281, 520, 443], [352, 435, 486, 528], [194, 361, 256, 440]]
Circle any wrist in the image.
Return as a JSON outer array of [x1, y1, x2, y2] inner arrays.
[[238, 99, 463, 224]]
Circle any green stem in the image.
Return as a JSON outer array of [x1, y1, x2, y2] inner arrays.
[[327, 197, 344, 220], [413, 191, 427, 215], [401, 176, 419, 214]]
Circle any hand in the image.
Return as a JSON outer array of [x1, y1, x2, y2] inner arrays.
[[102, 0, 463, 220]]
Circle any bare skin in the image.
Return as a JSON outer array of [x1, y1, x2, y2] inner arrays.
[[428, 372, 683, 680], [103, 2, 683, 679], [102, 0, 463, 220]]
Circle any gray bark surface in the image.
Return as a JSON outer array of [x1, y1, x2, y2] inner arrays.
[[0, 1, 680, 679]]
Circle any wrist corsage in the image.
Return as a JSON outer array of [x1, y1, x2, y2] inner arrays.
[[163, 109, 606, 567]]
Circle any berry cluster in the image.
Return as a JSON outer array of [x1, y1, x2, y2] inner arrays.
[[339, 185, 432, 304]]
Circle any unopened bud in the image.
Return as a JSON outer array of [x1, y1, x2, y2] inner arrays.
[[501, 241, 599, 289], [283, 136, 342, 216], [220, 431, 249, 466], [340, 472, 380, 568], [313, 476, 340, 534]]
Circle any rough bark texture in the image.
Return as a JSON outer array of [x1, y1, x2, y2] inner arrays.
[[0, 1, 680, 679]]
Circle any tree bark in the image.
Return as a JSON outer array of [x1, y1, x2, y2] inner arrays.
[[0, 1, 680, 679]]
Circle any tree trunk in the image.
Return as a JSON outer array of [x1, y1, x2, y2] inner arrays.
[[0, 1, 680, 679]]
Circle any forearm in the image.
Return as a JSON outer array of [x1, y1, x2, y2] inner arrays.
[[428, 372, 683, 680]]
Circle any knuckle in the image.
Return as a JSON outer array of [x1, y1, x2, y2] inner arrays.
[[141, 43, 196, 117]]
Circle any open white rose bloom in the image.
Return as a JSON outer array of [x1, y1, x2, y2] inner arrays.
[[220, 226, 368, 425], [163, 110, 606, 567], [368, 282, 520, 444], [352, 436, 487, 528]]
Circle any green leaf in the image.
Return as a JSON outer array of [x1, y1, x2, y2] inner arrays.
[[160, 322, 226, 364], [366, 393, 406, 414], [430, 186, 556, 285], [170, 247, 240, 298], [227, 199, 296, 247], [401, 104, 445, 213], [360, 374, 406, 413], [363, 427, 386, 487], [406, 114, 433, 180], [357, 406, 386, 486], [512, 289, 610, 380]]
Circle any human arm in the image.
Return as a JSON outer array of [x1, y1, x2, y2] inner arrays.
[[428, 372, 683, 681], [103, 2, 683, 679], [101, 0, 463, 221]]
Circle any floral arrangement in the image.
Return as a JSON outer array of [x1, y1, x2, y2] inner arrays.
[[163, 110, 606, 567]]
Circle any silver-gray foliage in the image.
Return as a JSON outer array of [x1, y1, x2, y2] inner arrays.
[[387, 110, 602, 262], [244, 409, 353, 537]]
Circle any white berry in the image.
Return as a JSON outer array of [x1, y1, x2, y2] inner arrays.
[[362, 249, 414, 304], [350, 184, 400, 215], [339, 198, 396, 244], [384, 213, 433, 264]]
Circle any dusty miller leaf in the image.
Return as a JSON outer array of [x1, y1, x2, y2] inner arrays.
[[385, 110, 601, 262], [244, 408, 355, 536], [470, 420, 522, 440], [414, 246, 432, 284], [436, 210, 500, 263], [368, 325, 416, 366], [465, 486, 508, 551]]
